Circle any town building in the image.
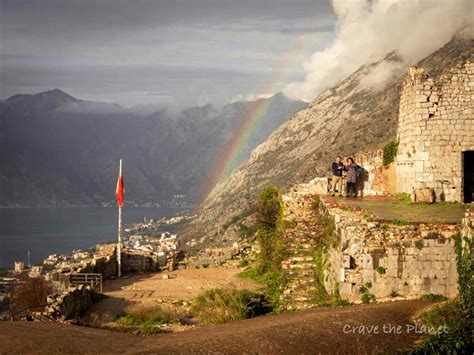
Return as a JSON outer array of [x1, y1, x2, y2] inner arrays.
[[14, 261, 24, 273]]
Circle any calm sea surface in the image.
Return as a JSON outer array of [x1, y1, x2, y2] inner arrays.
[[0, 207, 179, 268]]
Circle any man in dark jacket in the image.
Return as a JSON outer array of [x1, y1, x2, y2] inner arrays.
[[331, 156, 344, 196]]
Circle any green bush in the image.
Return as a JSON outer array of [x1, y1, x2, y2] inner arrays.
[[383, 140, 399, 165], [414, 240, 424, 250], [376, 266, 386, 275], [359, 282, 376, 304], [412, 300, 471, 354], [239, 258, 249, 267], [189, 288, 271, 325], [242, 186, 287, 309], [257, 186, 284, 230]]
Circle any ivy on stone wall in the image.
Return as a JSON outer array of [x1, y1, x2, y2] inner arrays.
[[240, 186, 287, 309], [383, 140, 399, 166]]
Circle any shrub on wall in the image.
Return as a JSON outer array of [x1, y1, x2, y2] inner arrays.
[[240, 186, 287, 309], [383, 140, 399, 165]]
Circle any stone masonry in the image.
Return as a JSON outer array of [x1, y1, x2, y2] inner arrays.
[[280, 188, 327, 310], [320, 197, 460, 302], [279, 177, 463, 306], [41, 285, 96, 321], [396, 62, 474, 202]]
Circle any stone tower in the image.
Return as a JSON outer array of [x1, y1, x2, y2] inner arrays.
[[396, 61, 474, 202]]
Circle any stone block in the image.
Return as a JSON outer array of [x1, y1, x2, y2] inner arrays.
[[342, 255, 351, 269], [308, 178, 329, 195], [413, 188, 435, 203], [431, 284, 446, 295], [338, 282, 353, 296]]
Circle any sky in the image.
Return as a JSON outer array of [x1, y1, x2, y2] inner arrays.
[[0, 0, 336, 107]]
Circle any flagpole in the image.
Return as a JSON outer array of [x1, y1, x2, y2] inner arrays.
[[117, 159, 123, 278]]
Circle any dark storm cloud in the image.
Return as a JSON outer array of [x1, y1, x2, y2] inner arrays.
[[0, 0, 335, 106]]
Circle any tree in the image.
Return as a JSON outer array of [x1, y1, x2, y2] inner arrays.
[[10, 276, 52, 315]]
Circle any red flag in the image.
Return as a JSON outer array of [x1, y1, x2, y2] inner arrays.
[[115, 160, 124, 207]]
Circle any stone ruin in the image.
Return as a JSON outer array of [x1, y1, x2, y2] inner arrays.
[[277, 182, 470, 309], [304, 59, 474, 203], [321, 198, 462, 301], [396, 62, 474, 203], [40, 285, 98, 322]]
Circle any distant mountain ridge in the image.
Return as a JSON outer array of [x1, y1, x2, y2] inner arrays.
[[0, 89, 306, 207]]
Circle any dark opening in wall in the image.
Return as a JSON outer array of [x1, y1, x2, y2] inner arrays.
[[462, 151, 474, 203]]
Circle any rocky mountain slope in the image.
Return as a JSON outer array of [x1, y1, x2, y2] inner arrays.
[[194, 35, 473, 242], [0, 90, 305, 207]]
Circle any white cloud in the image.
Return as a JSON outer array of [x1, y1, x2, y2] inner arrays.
[[284, 0, 472, 101]]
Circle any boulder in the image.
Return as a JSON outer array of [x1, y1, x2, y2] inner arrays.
[[412, 188, 435, 204]]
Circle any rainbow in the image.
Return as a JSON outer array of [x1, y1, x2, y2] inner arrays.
[[200, 34, 321, 201]]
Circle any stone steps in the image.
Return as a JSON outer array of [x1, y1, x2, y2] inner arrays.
[[279, 193, 327, 311]]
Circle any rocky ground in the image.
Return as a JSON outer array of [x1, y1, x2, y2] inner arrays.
[[0, 300, 430, 354]]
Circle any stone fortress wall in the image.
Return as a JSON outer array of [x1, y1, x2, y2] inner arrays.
[[321, 199, 461, 301], [396, 61, 474, 202]]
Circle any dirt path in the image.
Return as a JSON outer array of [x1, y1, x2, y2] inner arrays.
[[1, 300, 429, 354], [84, 267, 259, 323]]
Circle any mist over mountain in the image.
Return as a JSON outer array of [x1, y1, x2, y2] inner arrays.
[[0, 90, 306, 207]]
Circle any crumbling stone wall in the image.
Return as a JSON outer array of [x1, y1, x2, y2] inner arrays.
[[185, 245, 242, 269], [76, 247, 160, 277], [321, 200, 460, 301], [396, 62, 474, 202], [43, 285, 96, 320], [354, 148, 396, 196]]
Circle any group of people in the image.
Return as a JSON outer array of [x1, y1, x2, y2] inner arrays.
[[330, 156, 360, 198]]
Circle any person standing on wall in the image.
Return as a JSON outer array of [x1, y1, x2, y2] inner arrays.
[[331, 156, 345, 197], [345, 157, 358, 198]]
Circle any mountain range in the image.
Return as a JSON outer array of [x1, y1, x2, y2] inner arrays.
[[0, 90, 306, 207]]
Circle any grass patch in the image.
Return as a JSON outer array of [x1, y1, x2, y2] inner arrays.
[[391, 218, 408, 226], [238, 267, 286, 309], [313, 246, 329, 305], [420, 293, 448, 302], [189, 288, 271, 325], [115, 304, 188, 335], [396, 192, 411, 204]]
